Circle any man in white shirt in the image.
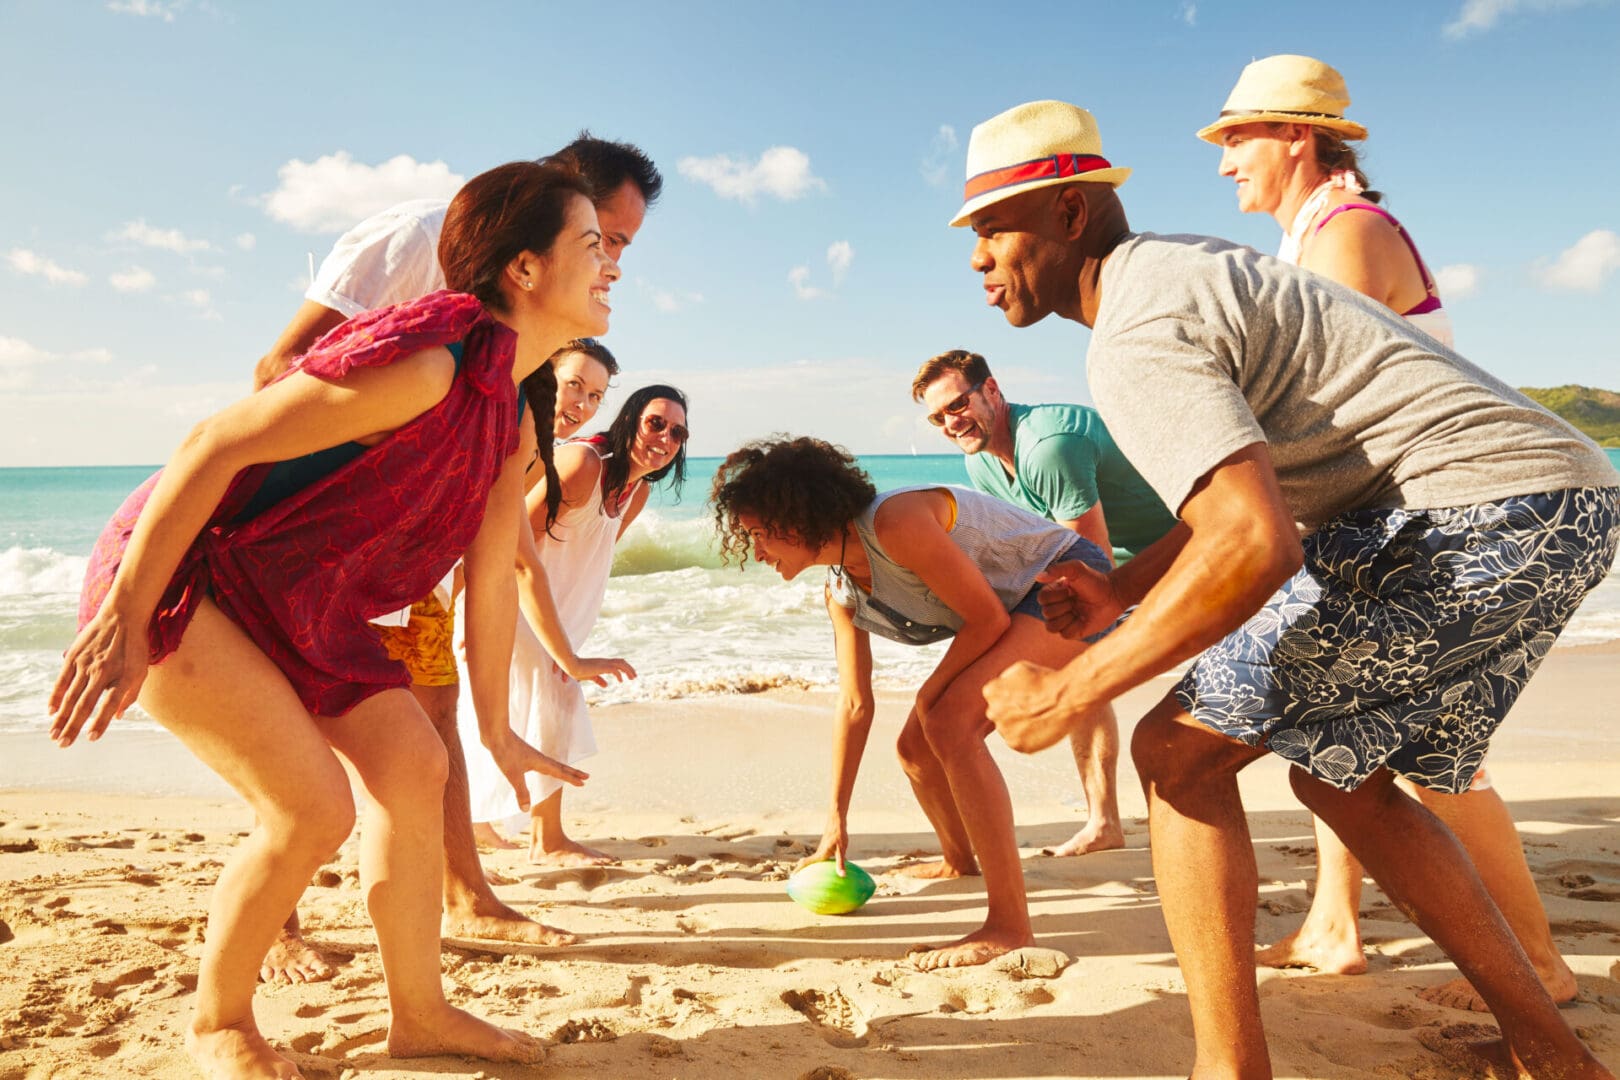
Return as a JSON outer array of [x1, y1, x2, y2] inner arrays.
[[253, 134, 662, 983]]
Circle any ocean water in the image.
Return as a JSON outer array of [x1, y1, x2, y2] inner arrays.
[[3, 450, 1619, 736]]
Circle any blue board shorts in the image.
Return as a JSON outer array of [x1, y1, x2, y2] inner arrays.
[[1012, 536, 1112, 620], [1177, 486, 1620, 793]]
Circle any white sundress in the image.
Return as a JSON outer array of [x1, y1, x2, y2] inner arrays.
[[457, 442, 639, 822]]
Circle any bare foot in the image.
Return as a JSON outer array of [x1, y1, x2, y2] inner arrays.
[[186, 1020, 303, 1079], [258, 928, 337, 985], [472, 822, 520, 851], [443, 898, 577, 948], [1255, 925, 1368, 975], [1419, 963, 1579, 1013], [1045, 819, 1125, 857], [908, 926, 1033, 971], [528, 836, 617, 867], [890, 858, 977, 881], [387, 1001, 545, 1065]]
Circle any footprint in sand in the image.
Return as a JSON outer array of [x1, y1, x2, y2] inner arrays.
[[636, 836, 668, 848], [781, 987, 869, 1049], [554, 865, 611, 890], [798, 1068, 858, 1080]]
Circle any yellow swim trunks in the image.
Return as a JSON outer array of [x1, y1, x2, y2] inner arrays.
[[378, 593, 459, 686]]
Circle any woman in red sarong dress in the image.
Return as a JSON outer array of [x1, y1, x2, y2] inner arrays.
[[48, 159, 616, 1078]]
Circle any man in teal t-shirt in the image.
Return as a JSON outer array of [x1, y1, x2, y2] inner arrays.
[[912, 349, 1176, 857], [912, 349, 1176, 564]]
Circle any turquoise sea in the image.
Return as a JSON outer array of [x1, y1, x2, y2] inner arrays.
[[3, 450, 1619, 736]]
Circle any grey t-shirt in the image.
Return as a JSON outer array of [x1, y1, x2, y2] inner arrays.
[[1088, 234, 1617, 527]]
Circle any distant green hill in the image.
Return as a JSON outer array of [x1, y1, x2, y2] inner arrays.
[[1520, 385, 1620, 447]]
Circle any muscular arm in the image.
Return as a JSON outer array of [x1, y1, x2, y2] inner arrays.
[[994, 444, 1299, 748], [876, 489, 1011, 715], [51, 349, 455, 742], [252, 301, 347, 389]]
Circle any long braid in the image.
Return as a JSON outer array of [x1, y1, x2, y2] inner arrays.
[[521, 361, 562, 533]]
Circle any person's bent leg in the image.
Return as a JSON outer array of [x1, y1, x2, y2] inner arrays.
[[1255, 814, 1368, 974], [139, 598, 357, 1080], [416, 680, 575, 947], [1412, 779, 1577, 1011], [1294, 767, 1609, 1079], [909, 614, 1090, 970], [1049, 703, 1125, 856], [1132, 696, 1272, 1080], [893, 709, 980, 880], [528, 788, 615, 867], [319, 693, 542, 1066]]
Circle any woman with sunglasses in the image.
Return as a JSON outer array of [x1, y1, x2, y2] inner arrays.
[[462, 384, 689, 866], [711, 436, 1115, 969]]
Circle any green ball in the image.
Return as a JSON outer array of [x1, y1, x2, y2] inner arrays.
[[786, 860, 876, 915]]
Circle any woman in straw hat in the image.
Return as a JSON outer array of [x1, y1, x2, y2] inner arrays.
[[1198, 54, 1577, 1013]]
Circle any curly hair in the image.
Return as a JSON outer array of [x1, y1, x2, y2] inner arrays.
[[710, 436, 876, 567]]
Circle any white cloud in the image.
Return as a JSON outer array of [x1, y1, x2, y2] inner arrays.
[[678, 146, 826, 204], [636, 278, 704, 314], [262, 152, 464, 234], [826, 240, 854, 285], [172, 288, 221, 320], [920, 125, 960, 188], [1434, 263, 1480, 299], [6, 248, 89, 287], [107, 0, 182, 20], [788, 266, 826, 301], [1443, 0, 1603, 37], [1533, 230, 1620, 291], [109, 266, 157, 293], [0, 370, 242, 466], [1179, 2, 1198, 25], [0, 337, 113, 393], [235, 232, 256, 251], [109, 219, 214, 254]]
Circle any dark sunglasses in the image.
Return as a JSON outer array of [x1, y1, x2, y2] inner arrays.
[[925, 380, 986, 427], [642, 413, 689, 444]]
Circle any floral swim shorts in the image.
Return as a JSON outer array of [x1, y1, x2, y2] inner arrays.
[[1176, 486, 1619, 793], [378, 592, 459, 687]]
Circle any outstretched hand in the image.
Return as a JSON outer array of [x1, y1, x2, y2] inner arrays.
[[488, 733, 589, 812], [49, 610, 148, 747], [563, 655, 637, 688], [1036, 560, 1122, 641]]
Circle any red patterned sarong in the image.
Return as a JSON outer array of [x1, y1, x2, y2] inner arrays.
[[78, 291, 520, 716]]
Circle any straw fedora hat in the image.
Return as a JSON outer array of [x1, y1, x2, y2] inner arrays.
[[1196, 54, 1367, 144], [949, 100, 1131, 228]]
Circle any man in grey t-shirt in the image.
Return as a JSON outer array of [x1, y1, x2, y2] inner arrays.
[[955, 100, 1618, 1078]]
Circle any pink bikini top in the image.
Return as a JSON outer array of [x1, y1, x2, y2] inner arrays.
[[1314, 203, 1443, 316]]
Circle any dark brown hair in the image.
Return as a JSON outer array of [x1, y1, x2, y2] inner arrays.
[[550, 131, 663, 209], [550, 337, 619, 378], [439, 159, 593, 529], [597, 384, 688, 504], [911, 349, 992, 402], [710, 437, 876, 567]]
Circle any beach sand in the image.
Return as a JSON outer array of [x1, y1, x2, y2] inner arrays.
[[2, 649, 1618, 1079]]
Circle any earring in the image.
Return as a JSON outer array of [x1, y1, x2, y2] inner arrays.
[[523, 280, 534, 290]]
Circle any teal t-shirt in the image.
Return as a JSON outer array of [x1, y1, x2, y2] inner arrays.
[[962, 402, 1177, 560]]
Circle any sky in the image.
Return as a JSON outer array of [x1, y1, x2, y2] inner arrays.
[[2, 0, 1618, 466]]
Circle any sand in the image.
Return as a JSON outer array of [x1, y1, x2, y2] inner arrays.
[[2, 649, 1618, 1079]]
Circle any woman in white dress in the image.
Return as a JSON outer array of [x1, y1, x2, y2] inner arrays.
[[461, 381, 690, 864]]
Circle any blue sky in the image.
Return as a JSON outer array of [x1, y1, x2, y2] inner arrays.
[[2, 0, 1617, 466]]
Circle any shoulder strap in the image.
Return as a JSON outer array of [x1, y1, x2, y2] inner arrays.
[[1314, 203, 1440, 301]]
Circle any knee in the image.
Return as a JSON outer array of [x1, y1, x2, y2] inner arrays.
[[895, 718, 934, 779], [1129, 707, 1240, 802], [267, 780, 356, 859]]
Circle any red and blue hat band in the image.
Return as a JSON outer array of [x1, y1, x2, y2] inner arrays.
[[962, 153, 1113, 202]]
